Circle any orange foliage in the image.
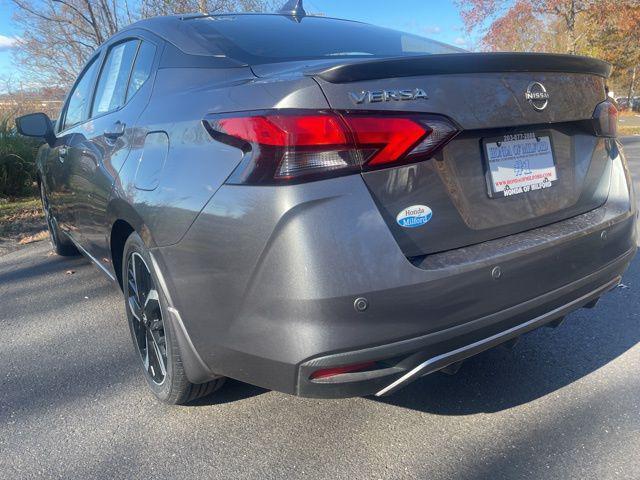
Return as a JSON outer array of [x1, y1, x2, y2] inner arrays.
[[457, 0, 639, 56]]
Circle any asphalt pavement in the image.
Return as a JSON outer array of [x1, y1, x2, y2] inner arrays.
[[1, 138, 639, 480]]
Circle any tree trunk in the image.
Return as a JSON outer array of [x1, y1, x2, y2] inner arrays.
[[567, 27, 576, 54], [567, 0, 578, 54], [628, 65, 637, 107], [198, 0, 207, 13]]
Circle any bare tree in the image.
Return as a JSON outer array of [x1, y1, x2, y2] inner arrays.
[[140, 0, 277, 16], [12, 0, 137, 85], [11, 0, 277, 86]]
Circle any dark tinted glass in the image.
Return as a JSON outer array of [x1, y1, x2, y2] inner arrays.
[[63, 58, 99, 130], [127, 41, 156, 100], [92, 40, 139, 116], [187, 15, 463, 64]]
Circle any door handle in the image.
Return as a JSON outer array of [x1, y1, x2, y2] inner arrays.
[[59, 146, 67, 162], [104, 121, 126, 140]]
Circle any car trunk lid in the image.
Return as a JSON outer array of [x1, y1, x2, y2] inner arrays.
[[305, 53, 612, 257]]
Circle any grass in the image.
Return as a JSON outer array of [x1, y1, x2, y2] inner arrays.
[[0, 196, 41, 218], [618, 110, 640, 137], [0, 196, 47, 254], [620, 126, 640, 136], [619, 109, 640, 136]]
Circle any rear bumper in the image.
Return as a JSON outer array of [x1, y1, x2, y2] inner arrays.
[[374, 275, 620, 397], [152, 152, 636, 398], [297, 252, 632, 398]]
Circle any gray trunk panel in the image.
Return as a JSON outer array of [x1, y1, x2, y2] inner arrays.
[[314, 72, 609, 256], [314, 72, 604, 128]]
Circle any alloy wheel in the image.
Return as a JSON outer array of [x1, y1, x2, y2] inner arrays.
[[126, 252, 168, 385]]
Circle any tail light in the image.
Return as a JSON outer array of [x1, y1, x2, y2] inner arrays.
[[203, 110, 458, 185], [593, 100, 618, 138]]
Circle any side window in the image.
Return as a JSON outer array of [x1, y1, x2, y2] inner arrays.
[[92, 40, 139, 116], [127, 41, 156, 101], [62, 57, 100, 130]]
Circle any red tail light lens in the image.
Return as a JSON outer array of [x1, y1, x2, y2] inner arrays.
[[593, 100, 618, 138], [218, 114, 350, 146], [204, 110, 459, 185], [342, 117, 429, 166], [310, 361, 377, 380]]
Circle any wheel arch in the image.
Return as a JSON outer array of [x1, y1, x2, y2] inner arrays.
[[110, 204, 219, 387], [110, 220, 134, 291], [107, 198, 156, 291]]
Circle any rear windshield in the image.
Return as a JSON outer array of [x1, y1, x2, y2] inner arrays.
[[186, 15, 464, 64]]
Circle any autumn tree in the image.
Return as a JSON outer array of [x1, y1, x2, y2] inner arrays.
[[456, 0, 640, 100], [10, 0, 277, 86], [456, 0, 603, 54], [583, 0, 640, 100]]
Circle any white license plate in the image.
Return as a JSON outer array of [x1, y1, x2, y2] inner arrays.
[[484, 133, 557, 198]]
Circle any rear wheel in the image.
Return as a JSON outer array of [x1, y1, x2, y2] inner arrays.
[[122, 232, 225, 404], [40, 182, 78, 256]]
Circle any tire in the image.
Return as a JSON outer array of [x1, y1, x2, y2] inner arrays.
[[122, 232, 225, 404], [40, 182, 78, 257]]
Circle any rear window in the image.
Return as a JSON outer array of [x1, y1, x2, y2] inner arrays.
[[185, 15, 463, 64]]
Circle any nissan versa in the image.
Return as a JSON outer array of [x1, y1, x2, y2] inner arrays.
[[15, 1, 637, 404]]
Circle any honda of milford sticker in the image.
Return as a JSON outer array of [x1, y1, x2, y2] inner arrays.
[[396, 205, 433, 228]]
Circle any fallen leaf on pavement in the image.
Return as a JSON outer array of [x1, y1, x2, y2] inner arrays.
[[18, 230, 49, 245]]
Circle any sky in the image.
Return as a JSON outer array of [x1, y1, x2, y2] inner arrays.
[[0, 0, 471, 85]]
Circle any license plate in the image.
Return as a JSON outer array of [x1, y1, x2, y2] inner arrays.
[[483, 132, 557, 198]]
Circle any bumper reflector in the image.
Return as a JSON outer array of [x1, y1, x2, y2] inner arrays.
[[310, 361, 377, 380]]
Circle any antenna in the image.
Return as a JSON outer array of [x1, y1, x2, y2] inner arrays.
[[278, 0, 307, 18]]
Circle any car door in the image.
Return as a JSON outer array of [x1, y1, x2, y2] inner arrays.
[[75, 36, 158, 264], [46, 55, 101, 238]]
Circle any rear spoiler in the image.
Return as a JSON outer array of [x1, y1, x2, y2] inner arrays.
[[306, 52, 612, 84]]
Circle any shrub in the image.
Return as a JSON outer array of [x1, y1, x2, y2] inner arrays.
[[0, 115, 42, 198], [0, 154, 36, 197]]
